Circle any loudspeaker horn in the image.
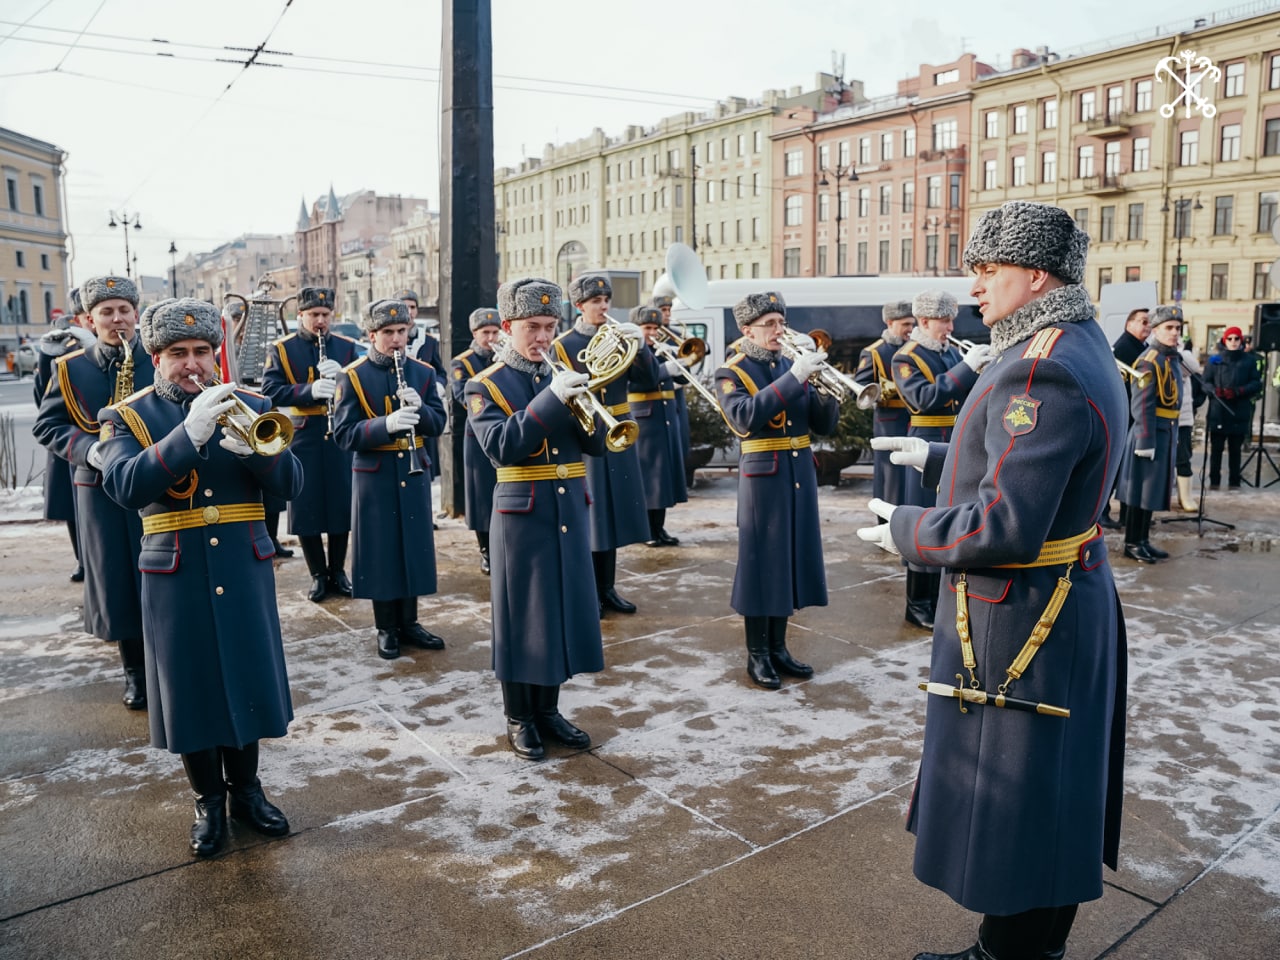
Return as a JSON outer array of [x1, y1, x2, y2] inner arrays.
[[664, 242, 709, 310]]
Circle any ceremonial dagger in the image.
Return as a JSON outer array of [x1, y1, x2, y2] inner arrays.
[[919, 681, 1070, 718]]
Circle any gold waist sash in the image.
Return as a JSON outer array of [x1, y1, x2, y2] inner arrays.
[[740, 435, 811, 453], [142, 503, 265, 535], [496, 462, 587, 483]]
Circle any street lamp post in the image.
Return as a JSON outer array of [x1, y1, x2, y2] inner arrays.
[[107, 210, 142, 279], [818, 165, 858, 275], [1161, 191, 1203, 302], [366, 250, 375, 310], [168, 241, 178, 297]]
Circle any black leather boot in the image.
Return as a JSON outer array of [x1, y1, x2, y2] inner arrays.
[[767, 616, 813, 678], [181, 748, 227, 858], [398, 598, 445, 649], [326, 533, 353, 596], [534, 684, 590, 749], [1123, 506, 1158, 563], [594, 550, 637, 613], [222, 742, 289, 837], [745, 616, 781, 689], [299, 535, 329, 602], [373, 600, 400, 659], [477, 532, 491, 575], [67, 519, 84, 581], [913, 944, 995, 960], [1139, 505, 1168, 559], [904, 570, 936, 630], [501, 682, 545, 760], [118, 635, 147, 710]]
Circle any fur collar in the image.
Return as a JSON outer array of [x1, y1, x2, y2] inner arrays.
[[154, 378, 188, 404], [882, 330, 905, 347], [909, 327, 946, 353], [497, 342, 550, 377], [989, 285, 1095, 355], [739, 338, 779, 363]]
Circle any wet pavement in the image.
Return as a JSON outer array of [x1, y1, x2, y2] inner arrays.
[[1, 468, 1278, 960]]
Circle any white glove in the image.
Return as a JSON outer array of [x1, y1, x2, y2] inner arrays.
[[615, 321, 644, 343], [68, 325, 97, 346], [310, 377, 337, 400], [962, 343, 994, 372], [1135, 447, 1155, 460], [316, 358, 342, 379], [184, 382, 237, 448], [871, 435, 930, 474], [87, 441, 105, 471], [435, 380, 447, 402], [385, 407, 420, 434], [218, 429, 253, 457], [855, 498, 901, 555], [396, 385, 422, 409], [791, 332, 818, 352], [661, 359, 685, 379], [550, 369, 590, 405], [788, 349, 827, 385]]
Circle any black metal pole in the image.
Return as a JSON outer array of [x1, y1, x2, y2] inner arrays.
[[690, 145, 697, 252], [439, 0, 496, 517]]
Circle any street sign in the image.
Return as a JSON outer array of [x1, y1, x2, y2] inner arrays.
[[50, 308, 64, 321]]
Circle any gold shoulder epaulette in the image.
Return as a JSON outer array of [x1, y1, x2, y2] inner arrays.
[[1022, 328, 1064, 359], [899, 341, 919, 355]]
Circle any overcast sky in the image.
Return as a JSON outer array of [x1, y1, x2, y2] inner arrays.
[[0, 0, 1250, 290]]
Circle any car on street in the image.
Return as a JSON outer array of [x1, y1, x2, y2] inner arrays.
[[5, 342, 37, 377]]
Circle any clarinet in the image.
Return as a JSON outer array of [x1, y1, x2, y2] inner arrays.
[[317, 333, 335, 439], [391, 349, 425, 477]]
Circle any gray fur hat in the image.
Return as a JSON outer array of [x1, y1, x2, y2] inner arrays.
[[630, 305, 663, 326], [882, 300, 913, 322], [69, 287, 84, 315], [393, 288, 420, 305], [298, 287, 335, 312], [363, 298, 411, 333], [651, 294, 673, 310], [498, 278, 562, 321], [963, 201, 1089, 284], [140, 298, 223, 353], [469, 307, 500, 331], [912, 290, 959, 320], [732, 291, 786, 329], [568, 273, 611, 304], [1150, 304, 1183, 327], [81, 275, 139, 312]]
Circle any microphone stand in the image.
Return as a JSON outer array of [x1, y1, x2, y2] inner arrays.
[[1239, 358, 1279, 489], [1161, 359, 1234, 533]]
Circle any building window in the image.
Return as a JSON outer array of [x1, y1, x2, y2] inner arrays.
[[785, 150, 803, 176], [1073, 207, 1089, 235], [818, 143, 830, 170], [1100, 205, 1116, 242], [1079, 90, 1096, 122], [1265, 118, 1280, 157], [606, 237, 612, 256], [839, 190, 850, 220], [947, 234, 959, 270], [949, 173, 961, 208], [1210, 263, 1229, 299], [879, 240, 891, 273], [837, 243, 846, 275], [675, 184, 683, 207], [902, 181, 914, 212], [817, 245, 828, 276], [1106, 86, 1123, 120], [1180, 130, 1199, 166], [32, 183, 44, 217], [903, 128, 915, 157], [1013, 104, 1028, 134], [1224, 61, 1245, 98], [1174, 199, 1192, 238], [1221, 123, 1241, 161], [838, 140, 851, 166], [1042, 150, 1057, 184], [1043, 98, 1058, 129], [675, 226, 683, 243], [1012, 154, 1027, 186], [1271, 53, 1280, 90], [1258, 191, 1278, 233], [1214, 196, 1233, 235], [752, 173, 761, 197], [752, 261, 761, 278], [1255, 262, 1273, 299], [1171, 264, 1187, 300], [1099, 267, 1113, 291], [5, 176, 16, 211], [1135, 79, 1153, 112], [1126, 266, 1141, 282], [737, 133, 745, 156], [932, 119, 958, 150], [784, 195, 803, 226], [901, 238, 913, 273], [926, 176, 941, 208], [783, 247, 801, 276], [983, 159, 997, 190], [925, 234, 938, 273], [752, 217, 761, 241], [1105, 141, 1121, 177], [934, 68, 959, 84], [985, 110, 998, 138], [1133, 137, 1150, 172], [1077, 145, 1094, 178], [880, 132, 893, 161], [818, 193, 830, 222], [15, 250, 24, 268], [40, 252, 49, 270], [705, 182, 713, 204], [879, 184, 892, 215], [856, 242, 868, 274], [1127, 202, 1144, 240], [859, 137, 871, 164], [735, 219, 743, 243], [858, 187, 870, 217]]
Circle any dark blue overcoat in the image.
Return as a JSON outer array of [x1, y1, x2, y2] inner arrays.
[[465, 359, 607, 686], [889, 310, 1128, 916], [260, 331, 359, 535], [628, 346, 688, 510], [1117, 346, 1180, 511], [415, 334, 447, 480], [854, 338, 912, 504], [331, 352, 445, 601], [32, 339, 151, 641], [99, 386, 302, 754], [714, 349, 840, 618], [34, 345, 77, 522], [891, 340, 975, 508], [450, 346, 499, 533]]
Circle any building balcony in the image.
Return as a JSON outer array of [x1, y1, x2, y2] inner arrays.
[[1086, 112, 1131, 137], [1083, 174, 1127, 194]]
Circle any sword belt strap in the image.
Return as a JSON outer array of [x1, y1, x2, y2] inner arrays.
[[142, 503, 265, 535], [496, 462, 587, 483], [740, 435, 811, 453]]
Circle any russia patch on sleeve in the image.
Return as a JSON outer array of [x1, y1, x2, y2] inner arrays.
[[1003, 394, 1040, 436]]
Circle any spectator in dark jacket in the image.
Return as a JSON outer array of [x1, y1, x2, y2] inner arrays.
[[1202, 326, 1262, 488]]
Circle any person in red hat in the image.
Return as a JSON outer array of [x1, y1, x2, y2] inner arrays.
[[1202, 325, 1262, 488]]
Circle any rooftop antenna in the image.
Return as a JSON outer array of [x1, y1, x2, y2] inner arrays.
[[831, 50, 846, 84]]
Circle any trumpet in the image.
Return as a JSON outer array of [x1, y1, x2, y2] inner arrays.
[[777, 329, 880, 410], [391, 350, 425, 476], [1115, 358, 1152, 389], [317, 333, 335, 440], [189, 376, 294, 455], [653, 340, 721, 408], [545, 354, 639, 452]]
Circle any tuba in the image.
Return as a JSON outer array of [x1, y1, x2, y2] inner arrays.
[[189, 376, 294, 455]]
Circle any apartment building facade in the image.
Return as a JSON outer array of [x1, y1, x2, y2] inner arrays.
[[970, 8, 1280, 344], [1, 127, 69, 338]]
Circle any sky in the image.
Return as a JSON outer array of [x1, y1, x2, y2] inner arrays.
[[0, 0, 1257, 290]]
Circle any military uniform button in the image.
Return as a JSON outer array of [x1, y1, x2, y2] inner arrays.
[[398, 452, 404, 458], [791, 451, 799, 458], [210, 537, 219, 546], [558, 486, 565, 494], [551, 447, 559, 455], [400, 481, 406, 487], [215, 586, 224, 595], [560, 525, 567, 533], [795, 482, 800, 489], [786, 419, 793, 426], [204, 489, 213, 498]]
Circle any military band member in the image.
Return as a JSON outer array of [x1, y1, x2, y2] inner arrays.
[[465, 278, 607, 760], [859, 201, 1127, 960], [1117, 306, 1183, 563], [449, 307, 503, 574], [332, 299, 447, 660], [1102, 308, 1153, 529], [399, 288, 447, 485], [855, 301, 915, 509], [552, 274, 655, 616], [715, 292, 840, 689], [652, 293, 692, 472], [33, 275, 151, 710], [890, 291, 990, 630], [34, 287, 95, 582], [97, 298, 302, 858], [261, 287, 359, 601], [629, 304, 688, 546]]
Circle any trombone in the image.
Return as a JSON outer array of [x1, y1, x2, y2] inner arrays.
[[777, 328, 880, 410], [1115, 358, 1152, 389], [189, 376, 294, 455], [545, 354, 639, 452]]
